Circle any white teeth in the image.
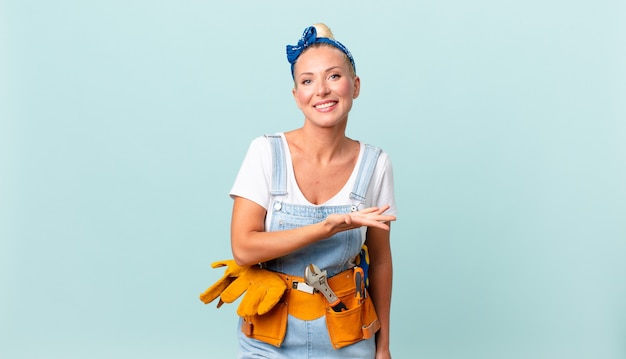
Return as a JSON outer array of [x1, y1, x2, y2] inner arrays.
[[315, 102, 336, 109]]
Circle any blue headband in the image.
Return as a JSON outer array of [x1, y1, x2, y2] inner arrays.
[[286, 26, 356, 78]]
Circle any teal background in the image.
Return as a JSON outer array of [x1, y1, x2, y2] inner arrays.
[[2, 0, 625, 358]]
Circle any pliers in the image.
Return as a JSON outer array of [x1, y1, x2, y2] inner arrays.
[[354, 266, 365, 305]]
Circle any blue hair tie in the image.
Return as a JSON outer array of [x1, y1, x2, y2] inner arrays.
[[286, 26, 356, 78]]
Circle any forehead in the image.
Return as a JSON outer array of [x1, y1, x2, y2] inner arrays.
[[293, 46, 350, 74]]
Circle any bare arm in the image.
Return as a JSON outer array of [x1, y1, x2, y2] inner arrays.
[[230, 196, 396, 266], [366, 224, 393, 359]]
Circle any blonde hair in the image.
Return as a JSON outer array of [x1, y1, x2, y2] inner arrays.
[[304, 23, 356, 77], [312, 23, 335, 39]]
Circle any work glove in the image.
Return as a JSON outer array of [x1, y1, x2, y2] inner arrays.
[[199, 260, 287, 316], [199, 260, 249, 308], [220, 265, 287, 317]]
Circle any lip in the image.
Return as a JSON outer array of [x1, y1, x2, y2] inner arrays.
[[313, 100, 338, 111]]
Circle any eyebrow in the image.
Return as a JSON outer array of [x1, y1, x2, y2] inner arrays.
[[297, 66, 343, 78]]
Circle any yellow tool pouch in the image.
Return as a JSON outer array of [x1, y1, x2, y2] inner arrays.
[[241, 301, 289, 348], [325, 287, 380, 349], [240, 268, 380, 349], [322, 269, 381, 349]]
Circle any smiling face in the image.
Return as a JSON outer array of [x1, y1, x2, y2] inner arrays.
[[292, 45, 360, 129]]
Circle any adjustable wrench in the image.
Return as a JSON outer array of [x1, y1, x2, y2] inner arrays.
[[304, 263, 348, 312]]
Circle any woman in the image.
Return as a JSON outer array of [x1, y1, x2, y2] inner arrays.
[[203, 23, 397, 359]]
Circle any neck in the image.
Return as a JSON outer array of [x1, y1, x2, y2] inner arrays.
[[285, 126, 353, 164]]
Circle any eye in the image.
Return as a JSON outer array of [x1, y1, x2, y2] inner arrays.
[[329, 74, 340, 80], [301, 79, 312, 85]]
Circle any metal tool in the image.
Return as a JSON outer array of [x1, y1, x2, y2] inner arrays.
[[304, 263, 348, 312], [354, 266, 365, 305]]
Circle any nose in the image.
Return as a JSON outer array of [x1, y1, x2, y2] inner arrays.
[[316, 79, 330, 96]]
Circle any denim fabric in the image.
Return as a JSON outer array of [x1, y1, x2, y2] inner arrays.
[[237, 315, 375, 359], [350, 144, 381, 203], [236, 135, 380, 358], [264, 202, 361, 278]]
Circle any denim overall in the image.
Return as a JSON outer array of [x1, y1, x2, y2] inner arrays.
[[237, 134, 381, 359]]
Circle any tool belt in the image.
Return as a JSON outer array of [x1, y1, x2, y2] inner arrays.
[[240, 267, 380, 349]]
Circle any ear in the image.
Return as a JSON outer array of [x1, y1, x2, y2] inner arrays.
[[352, 76, 361, 99], [292, 86, 302, 110]]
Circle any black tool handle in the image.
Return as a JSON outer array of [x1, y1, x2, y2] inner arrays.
[[331, 301, 348, 312]]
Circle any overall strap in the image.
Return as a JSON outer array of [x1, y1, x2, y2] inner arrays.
[[265, 134, 288, 196], [265, 135, 382, 203], [350, 144, 382, 204]]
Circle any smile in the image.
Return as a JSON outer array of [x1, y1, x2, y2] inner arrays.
[[314, 101, 337, 109]]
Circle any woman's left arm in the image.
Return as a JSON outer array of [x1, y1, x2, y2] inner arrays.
[[365, 224, 393, 359]]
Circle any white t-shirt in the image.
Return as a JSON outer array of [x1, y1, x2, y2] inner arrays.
[[230, 133, 397, 232]]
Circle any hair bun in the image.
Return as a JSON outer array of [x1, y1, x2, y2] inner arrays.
[[312, 23, 334, 39]]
